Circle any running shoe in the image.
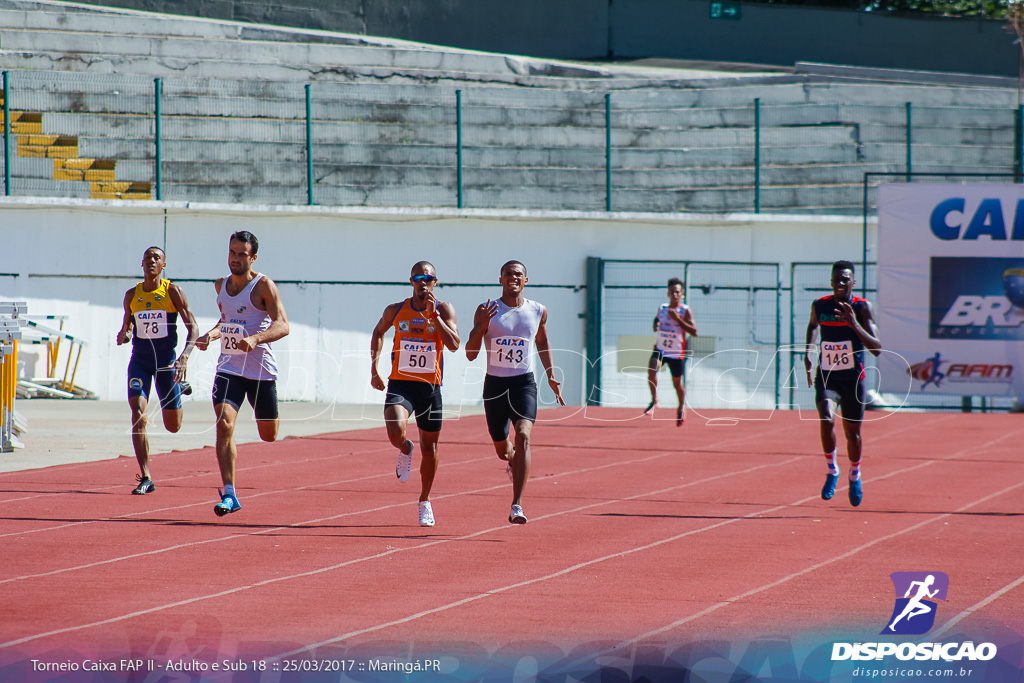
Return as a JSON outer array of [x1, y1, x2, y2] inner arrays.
[[132, 474, 155, 495], [396, 440, 413, 483], [214, 489, 241, 516], [676, 407, 685, 427], [418, 500, 435, 527], [179, 381, 193, 396], [849, 478, 863, 507], [821, 472, 838, 500], [509, 504, 528, 524], [643, 400, 658, 416]]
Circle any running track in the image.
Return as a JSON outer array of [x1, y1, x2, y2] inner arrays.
[[1, 408, 1022, 682]]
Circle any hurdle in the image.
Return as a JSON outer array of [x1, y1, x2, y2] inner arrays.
[[1, 301, 27, 452]]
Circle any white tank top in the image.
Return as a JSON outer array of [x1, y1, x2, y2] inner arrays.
[[655, 302, 689, 360], [216, 273, 278, 380], [483, 298, 544, 378]]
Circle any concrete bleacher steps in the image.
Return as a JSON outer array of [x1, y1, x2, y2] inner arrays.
[[1, 93, 151, 200], [0, 0, 1019, 213]]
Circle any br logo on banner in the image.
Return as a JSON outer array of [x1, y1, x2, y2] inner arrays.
[[881, 571, 949, 635]]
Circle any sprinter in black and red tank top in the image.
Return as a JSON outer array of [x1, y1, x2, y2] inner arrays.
[[803, 260, 881, 508]]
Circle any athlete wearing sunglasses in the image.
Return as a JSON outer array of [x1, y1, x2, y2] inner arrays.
[[370, 261, 460, 527]]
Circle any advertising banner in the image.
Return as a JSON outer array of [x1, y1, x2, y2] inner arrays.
[[877, 184, 1024, 398]]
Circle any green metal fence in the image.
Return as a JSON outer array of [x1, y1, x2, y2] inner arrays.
[[2, 69, 1020, 212]]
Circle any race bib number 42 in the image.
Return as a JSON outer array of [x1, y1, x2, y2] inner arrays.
[[656, 330, 681, 353], [821, 340, 854, 371], [399, 341, 437, 373], [134, 310, 168, 339], [220, 323, 246, 355], [489, 336, 531, 370]]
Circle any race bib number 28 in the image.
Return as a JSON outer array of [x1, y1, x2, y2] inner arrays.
[[220, 323, 246, 355], [821, 340, 854, 371]]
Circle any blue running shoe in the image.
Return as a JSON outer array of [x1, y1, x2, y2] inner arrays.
[[821, 472, 838, 500], [214, 489, 241, 517], [849, 478, 863, 507]]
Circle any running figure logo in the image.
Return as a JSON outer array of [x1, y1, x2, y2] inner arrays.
[[882, 572, 949, 635]]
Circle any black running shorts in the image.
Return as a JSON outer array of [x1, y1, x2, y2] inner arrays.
[[483, 373, 538, 442]]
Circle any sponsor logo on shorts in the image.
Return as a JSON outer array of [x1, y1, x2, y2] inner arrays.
[[129, 378, 143, 389]]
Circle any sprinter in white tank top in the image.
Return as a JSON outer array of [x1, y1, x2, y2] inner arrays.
[[465, 260, 565, 525], [195, 231, 290, 518]]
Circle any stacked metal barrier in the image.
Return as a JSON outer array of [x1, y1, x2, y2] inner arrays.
[[1, 301, 26, 452]]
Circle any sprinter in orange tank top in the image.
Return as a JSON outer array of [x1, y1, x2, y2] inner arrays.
[[370, 261, 460, 527]]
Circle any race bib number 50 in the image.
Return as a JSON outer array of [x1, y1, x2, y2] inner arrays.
[[399, 341, 437, 373], [821, 340, 854, 371], [220, 323, 246, 355], [489, 336, 531, 370]]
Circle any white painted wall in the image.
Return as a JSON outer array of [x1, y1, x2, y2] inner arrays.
[[1, 198, 872, 405]]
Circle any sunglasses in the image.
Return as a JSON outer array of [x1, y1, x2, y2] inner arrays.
[[411, 275, 437, 283]]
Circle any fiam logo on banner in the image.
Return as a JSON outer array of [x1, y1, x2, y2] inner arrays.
[[832, 571, 998, 664], [930, 257, 1024, 340], [908, 353, 1013, 390], [882, 572, 948, 635]]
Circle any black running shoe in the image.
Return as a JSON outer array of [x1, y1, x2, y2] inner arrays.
[[132, 474, 155, 495]]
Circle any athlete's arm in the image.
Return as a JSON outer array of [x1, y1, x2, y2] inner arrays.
[[169, 283, 199, 382], [652, 314, 659, 332], [370, 302, 402, 391], [194, 278, 225, 351], [803, 303, 819, 387], [116, 288, 134, 345], [535, 307, 566, 407], [671, 308, 698, 336], [244, 276, 290, 351], [842, 299, 882, 357], [430, 297, 460, 351], [465, 299, 498, 362]]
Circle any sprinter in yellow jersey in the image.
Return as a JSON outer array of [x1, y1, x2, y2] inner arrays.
[[370, 261, 460, 527], [116, 246, 199, 495]]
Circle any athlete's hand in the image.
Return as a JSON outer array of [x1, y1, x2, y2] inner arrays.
[[117, 329, 131, 345], [424, 292, 438, 319], [238, 336, 257, 353], [803, 354, 813, 388], [173, 356, 188, 384], [475, 299, 499, 331], [835, 300, 856, 326], [548, 376, 566, 407], [370, 372, 385, 392]]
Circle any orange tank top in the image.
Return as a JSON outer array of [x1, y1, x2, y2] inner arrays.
[[388, 299, 445, 384]]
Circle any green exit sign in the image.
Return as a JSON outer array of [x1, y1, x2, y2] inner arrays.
[[710, 1, 741, 20]]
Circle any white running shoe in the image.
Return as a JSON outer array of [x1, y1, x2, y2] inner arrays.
[[418, 500, 435, 527], [396, 440, 413, 483], [509, 504, 527, 524]]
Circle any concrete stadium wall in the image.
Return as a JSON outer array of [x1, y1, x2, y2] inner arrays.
[[55, 0, 1018, 76], [1, 199, 867, 406]]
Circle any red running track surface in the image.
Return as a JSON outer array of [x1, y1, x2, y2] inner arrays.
[[1, 408, 1022, 679]]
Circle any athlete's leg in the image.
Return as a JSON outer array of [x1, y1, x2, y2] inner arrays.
[[816, 399, 838, 455], [418, 430, 440, 502], [841, 416, 862, 467], [384, 404, 413, 451], [510, 418, 534, 506], [129, 395, 152, 479], [214, 402, 240, 486], [645, 351, 661, 414]]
